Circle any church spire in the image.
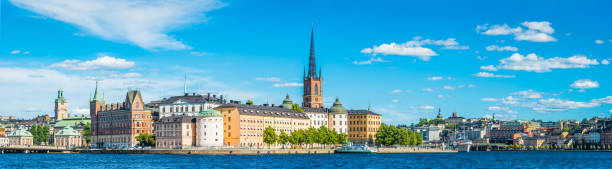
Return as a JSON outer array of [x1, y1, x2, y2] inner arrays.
[[308, 23, 317, 79], [92, 80, 103, 102]]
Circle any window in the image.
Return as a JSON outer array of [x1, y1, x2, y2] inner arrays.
[[314, 84, 318, 95]]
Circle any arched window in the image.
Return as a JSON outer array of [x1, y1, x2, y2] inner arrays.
[[314, 84, 318, 95]]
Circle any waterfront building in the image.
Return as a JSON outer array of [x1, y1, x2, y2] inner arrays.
[[196, 109, 224, 147], [587, 132, 600, 144], [8, 128, 33, 146], [158, 92, 224, 118], [328, 98, 348, 134], [215, 103, 310, 148], [416, 126, 441, 142], [303, 107, 328, 128], [54, 88, 68, 121], [489, 128, 526, 144], [0, 136, 8, 147], [52, 116, 90, 136], [467, 128, 487, 143], [302, 26, 323, 108], [54, 126, 83, 147], [347, 108, 382, 144], [91, 88, 153, 148], [155, 115, 197, 149]]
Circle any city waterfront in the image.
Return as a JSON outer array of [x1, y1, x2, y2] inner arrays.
[[1, 151, 611, 168]]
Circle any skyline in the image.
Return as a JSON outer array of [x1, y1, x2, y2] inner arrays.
[[1, 0, 612, 124]]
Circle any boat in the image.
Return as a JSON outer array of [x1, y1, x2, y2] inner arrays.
[[335, 142, 377, 154], [456, 139, 472, 152]]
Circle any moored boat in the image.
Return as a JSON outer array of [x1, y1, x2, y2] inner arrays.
[[335, 142, 377, 154]]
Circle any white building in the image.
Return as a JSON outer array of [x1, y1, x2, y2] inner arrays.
[[282, 94, 329, 129], [416, 126, 441, 142], [196, 109, 224, 147], [0, 137, 8, 147], [159, 93, 224, 117], [328, 98, 348, 134]]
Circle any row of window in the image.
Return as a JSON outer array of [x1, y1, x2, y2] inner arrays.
[[348, 120, 381, 125], [349, 127, 379, 132]]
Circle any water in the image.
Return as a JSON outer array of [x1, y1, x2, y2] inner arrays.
[[1, 151, 611, 168]]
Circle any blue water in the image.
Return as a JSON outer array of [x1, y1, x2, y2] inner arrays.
[[1, 151, 611, 168]]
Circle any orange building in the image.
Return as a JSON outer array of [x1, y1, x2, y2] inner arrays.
[[347, 108, 382, 144]]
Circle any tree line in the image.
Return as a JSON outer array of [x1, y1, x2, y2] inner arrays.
[[375, 123, 422, 146], [30, 124, 50, 145], [263, 125, 348, 149]]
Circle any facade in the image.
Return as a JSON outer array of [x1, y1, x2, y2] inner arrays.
[[8, 128, 33, 146], [416, 126, 441, 142], [328, 98, 348, 134], [54, 126, 83, 147], [54, 88, 68, 121], [0, 136, 8, 147], [347, 108, 382, 144], [488, 128, 526, 144], [587, 132, 600, 144], [158, 92, 224, 118], [302, 27, 323, 108], [91, 88, 153, 148], [196, 109, 224, 147], [445, 112, 466, 125], [155, 116, 197, 149], [53, 116, 90, 136], [303, 107, 328, 128], [215, 103, 310, 148]]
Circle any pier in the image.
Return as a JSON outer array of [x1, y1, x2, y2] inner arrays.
[[1, 145, 72, 154]]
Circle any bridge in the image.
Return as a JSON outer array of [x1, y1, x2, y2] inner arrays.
[[0, 145, 72, 154]]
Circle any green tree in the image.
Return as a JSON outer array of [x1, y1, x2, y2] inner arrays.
[[263, 126, 277, 148], [291, 104, 304, 113], [409, 130, 417, 145], [135, 133, 155, 146], [246, 100, 254, 105], [30, 125, 40, 145], [562, 127, 570, 132], [305, 127, 318, 148], [415, 132, 423, 145], [581, 118, 589, 124], [337, 133, 348, 145], [83, 123, 92, 144], [278, 130, 289, 149], [30, 124, 50, 145]]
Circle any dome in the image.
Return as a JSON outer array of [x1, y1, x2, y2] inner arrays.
[[199, 109, 222, 117], [9, 128, 33, 137], [281, 94, 293, 109], [56, 126, 80, 136], [329, 97, 347, 114]]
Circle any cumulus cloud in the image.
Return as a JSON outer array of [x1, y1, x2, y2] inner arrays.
[[271, 82, 302, 88], [422, 88, 434, 92], [391, 99, 400, 103], [10, 0, 224, 50], [443, 86, 455, 90], [390, 89, 403, 94], [476, 21, 557, 42], [570, 79, 599, 89], [534, 98, 600, 112], [255, 77, 281, 82], [595, 40, 604, 44], [481, 53, 601, 73], [418, 105, 435, 110], [473, 72, 516, 78], [603, 60, 610, 65], [427, 76, 443, 81], [485, 45, 518, 52], [50, 55, 135, 70], [11, 50, 21, 54], [514, 90, 542, 99], [189, 51, 211, 56], [360, 37, 468, 61]]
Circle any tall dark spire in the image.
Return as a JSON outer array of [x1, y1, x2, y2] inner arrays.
[[308, 24, 317, 79]]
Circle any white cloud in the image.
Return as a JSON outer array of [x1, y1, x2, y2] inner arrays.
[[353, 57, 387, 65], [485, 45, 518, 52], [422, 88, 434, 92], [476, 21, 557, 42], [50, 55, 135, 70], [593, 96, 612, 104], [189, 51, 211, 56], [480, 65, 498, 71], [427, 76, 443, 81], [473, 72, 516, 78], [390, 89, 403, 94], [360, 37, 468, 61], [11, 50, 21, 54], [418, 105, 435, 110], [443, 86, 455, 90], [602, 60, 610, 65], [488, 106, 508, 111], [467, 84, 475, 88], [481, 98, 499, 102], [23, 51, 30, 55], [535, 98, 600, 112], [110, 72, 142, 78], [514, 90, 542, 99], [437, 94, 445, 99], [10, 0, 224, 50], [391, 99, 400, 103], [570, 79, 599, 89], [271, 82, 302, 88], [255, 77, 281, 82], [595, 40, 604, 44], [482, 53, 601, 73]]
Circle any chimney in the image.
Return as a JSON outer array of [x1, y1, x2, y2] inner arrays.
[[213, 94, 217, 98]]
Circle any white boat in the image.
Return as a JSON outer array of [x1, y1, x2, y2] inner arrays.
[[457, 140, 472, 152]]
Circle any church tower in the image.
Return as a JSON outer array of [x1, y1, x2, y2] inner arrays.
[[89, 81, 104, 140], [303, 25, 323, 108], [54, 88, 68, 121]]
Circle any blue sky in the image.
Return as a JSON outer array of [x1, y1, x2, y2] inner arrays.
[[1, 0, 611, 124]]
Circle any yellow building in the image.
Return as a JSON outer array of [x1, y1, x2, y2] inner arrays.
[[215, 103, 310, 148], [347, 108, 382, 144]]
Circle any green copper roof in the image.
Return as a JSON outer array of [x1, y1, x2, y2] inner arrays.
[[56, 126, 80, 136], [329, 97, 347, 114], [54, 118, 90, 128], [199, 109, 222, 117], [9, 128, 33, 137], [92, 81, 104, 102], [56, 88, 67, 102], [281, 94, 293, 109]]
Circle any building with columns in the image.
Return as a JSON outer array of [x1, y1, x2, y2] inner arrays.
[[8, 128, 33, 146], [54, 126, 83, 147], [54, 88, 68, 121]]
